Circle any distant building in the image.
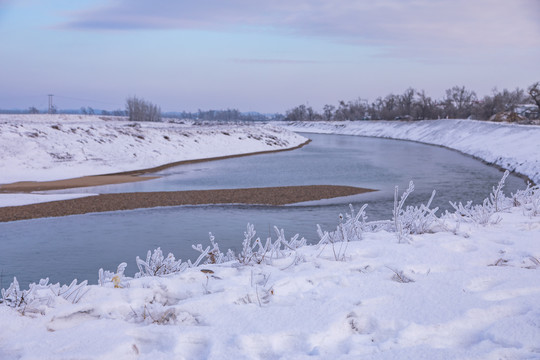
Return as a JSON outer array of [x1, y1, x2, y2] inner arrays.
[[515, 104, 539, 119]]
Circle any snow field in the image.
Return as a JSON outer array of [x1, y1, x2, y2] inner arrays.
[[1, 117, 540, 358], [1, 176, 539, 359], [0, 114, 307, 184]]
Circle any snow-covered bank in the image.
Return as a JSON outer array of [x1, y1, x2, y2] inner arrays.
[[278, 119, 540, 184], [0, 114, 307, 184], [1, 179, 539, 359], [2, 116, 540, 359]]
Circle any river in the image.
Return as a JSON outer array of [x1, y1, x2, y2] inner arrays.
[[0, 133, 526, 287]]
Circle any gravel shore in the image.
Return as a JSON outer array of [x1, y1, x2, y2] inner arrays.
[[0, 185, 374, 222]]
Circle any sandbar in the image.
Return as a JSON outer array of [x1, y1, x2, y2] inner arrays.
[[0, 185, 375, 222]]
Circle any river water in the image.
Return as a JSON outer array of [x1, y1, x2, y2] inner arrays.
[[0, 133, 526, 287]]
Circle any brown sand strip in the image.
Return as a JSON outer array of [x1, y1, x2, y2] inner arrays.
[[0, 185, 375, 222], [0, 139, 312, 193]]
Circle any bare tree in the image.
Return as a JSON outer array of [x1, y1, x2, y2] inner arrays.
[[528, 82, 540, 108], [285, 104, 308, 121], [443, 86, 477, 118], [398, 88, 415, 117], [413, 90, 436, 120], [323, 104, 335, 121], [126, 96, 161, 122]]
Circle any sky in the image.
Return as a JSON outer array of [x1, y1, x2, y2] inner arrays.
[[0, 0, 539, 113]]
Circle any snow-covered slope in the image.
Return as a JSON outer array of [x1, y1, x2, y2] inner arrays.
[[1, 117, 540, 359], [278, 120, 540, 184], [0, 114, 307, 183], [1, 204, 539, 359]]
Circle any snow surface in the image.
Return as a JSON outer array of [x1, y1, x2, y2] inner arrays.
[[0, 114, 307, 184], [0, 114, 306, 207], [277, 119, 540, 185], [1, 206, 539, 359], [1, 118, 540, 359]]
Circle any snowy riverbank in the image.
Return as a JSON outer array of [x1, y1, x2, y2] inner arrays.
[[1, 181, 539, 359], [0, 114, 307, 184], [1, 118, 539, 359], [0, 114, 306, 207], [277, 119, 540, 185]]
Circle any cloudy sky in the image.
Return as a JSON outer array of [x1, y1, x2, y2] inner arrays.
[[1, 0, 539, 113]]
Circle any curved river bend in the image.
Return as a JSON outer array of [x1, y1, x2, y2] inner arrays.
[[0, 133, 525, 286]]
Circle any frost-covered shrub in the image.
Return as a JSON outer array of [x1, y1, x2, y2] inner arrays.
[[135, 248, 189, 278], [511, 183, 540, 216], [238, 223, 262, 264], [392, 181, 415, 242], [448, 199, 502, 225], [99, 262, 129, 287], [490, 170, 510, 212], [401, 192, 439, 235], [317, 204, 368, 260], [192, 233, 235, 265], [1, 277, 88, 315], [235, 270, 274, 307], [391, 182, 439, 242], [238, 223, 306, 265], [447, 170, 510, 225]]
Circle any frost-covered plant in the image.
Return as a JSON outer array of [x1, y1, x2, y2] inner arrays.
[[343, 203, 370, 238], [50, 279, 89, 304], [1, 277, 88, 315], [1, 277, 51, 315], [317, 204, 368, 261], [391, 182, 439, 242], [99, 262, 129, 287], [402, 190, 438, 234], [128, 304, 196, 325], [448, 199, 502, 225], [388, 268, 415, 283], [490, 170, 510, 212], [235, 270, 274, 307], [448, 171, 510, 225], [192, 233, 235, 265], [511, 183, 540, 216], [392, 181, 415, 243], [237, 223, 306, 265], [238, 223, 265, 265], [135, 248, 189, 278], [281, 228, 307, 249], [135, 245, 216, 278]]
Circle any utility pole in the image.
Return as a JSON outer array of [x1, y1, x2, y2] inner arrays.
[[48, 94, 54, 114]]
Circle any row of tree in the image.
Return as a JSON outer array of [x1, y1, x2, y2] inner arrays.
[[286, 83, 540, 122], [163, 109, 284, 122], [125, 96, 161, 122]]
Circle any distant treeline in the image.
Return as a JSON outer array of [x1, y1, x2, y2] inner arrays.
[[162, 109, 284, 122], [0, 105, 283, 122], [4, 83, 539, 123], [286, 82, 540, 122]]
